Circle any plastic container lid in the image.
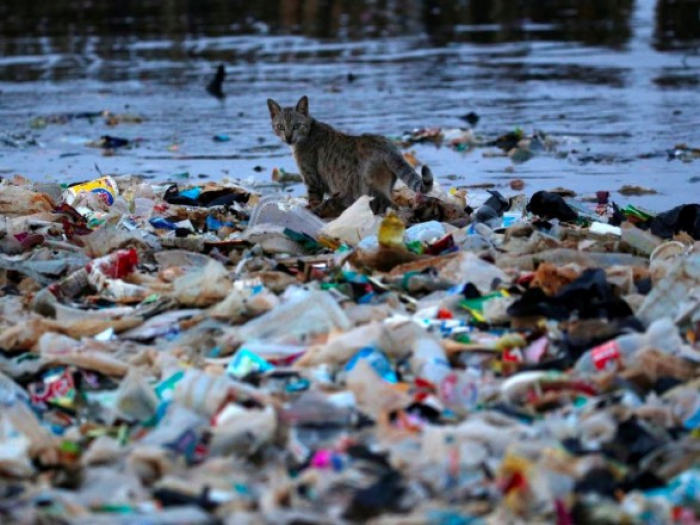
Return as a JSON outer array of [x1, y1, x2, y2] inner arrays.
[[247, 195, 325, 238]]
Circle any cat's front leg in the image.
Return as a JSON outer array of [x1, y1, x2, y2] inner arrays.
[[300, 169, 324, 210], [306, 186, 324, 210], [311, 193, 354, 218]]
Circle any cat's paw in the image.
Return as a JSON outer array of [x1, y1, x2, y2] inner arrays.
[[311, 198, 346, 218], [369, 195, 395, 215]]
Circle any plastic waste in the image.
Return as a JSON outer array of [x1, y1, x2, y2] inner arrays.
[[377, 210, 406, 249], [475, 189, 510, 228], [248, 194, 325, 238], [173, 369, 233, 418], [650, 203, 700, 240], [319, 195, 381, 246], [526, 191, 578, 221], [173, 257, 232, 307], [437, 370, 484, 416], [219, 289, 352, 348], [574, 317, 683, 373], [63, 175, 119, 206], [0, 181, 56, 215], [294, 321, 385, 368], [620, 223, 662, 257], [209, 404, 276, 456], [589, 221, 621, 236], [437, 251, 510, 294], [345, 346, 398, 383], [226, 348, 275, 379], [346, 358, 411, 419], [409, 330, 451, 385], [404, 220, 446, 244], [638, 252, 700, 325], [533, 248, 648, 268], [115, 369, 159, 423], [4, 172, 700, 523]]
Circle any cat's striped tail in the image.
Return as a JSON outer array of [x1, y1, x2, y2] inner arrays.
[[388, 154, 434, 193]]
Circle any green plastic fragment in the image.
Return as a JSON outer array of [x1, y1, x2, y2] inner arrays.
[[459, 291, 509, 322], [96, 504, 135, 514], [155, 370, 185, 401], [60, 440, 81, 455]]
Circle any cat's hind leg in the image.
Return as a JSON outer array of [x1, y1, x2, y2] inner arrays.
[[369, 192, 394, 215], [365, 165, 397, 215]]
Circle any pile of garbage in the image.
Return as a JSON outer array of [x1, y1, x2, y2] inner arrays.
[[1, 172, 700, 524]]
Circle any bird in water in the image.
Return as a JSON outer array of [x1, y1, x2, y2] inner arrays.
[[206, 64, 226, 102]]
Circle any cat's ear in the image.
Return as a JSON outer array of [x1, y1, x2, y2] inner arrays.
[[296, 96, 309, 117], [267, 99, 281, 118]]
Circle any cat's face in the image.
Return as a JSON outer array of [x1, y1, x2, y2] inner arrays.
[[267, 96, 311, 145]]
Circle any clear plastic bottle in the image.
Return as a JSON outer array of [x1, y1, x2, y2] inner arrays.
[[409, 333, 452, 385], [47, 248, 139, 299], [574, 332, 644, 373], [620, 225, 661, 257], [574, 318, 682, 373]]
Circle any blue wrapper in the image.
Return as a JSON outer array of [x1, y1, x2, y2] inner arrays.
[[226, 349, 275, 379], [345, 347, 398, 383], [149, 217, 177, 230]]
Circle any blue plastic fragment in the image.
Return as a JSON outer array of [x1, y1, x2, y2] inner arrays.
[[149, 217, 177, 230], [226, 348, 275, 379], [179, 187, 202, 200], [345, 346, 398, 383]]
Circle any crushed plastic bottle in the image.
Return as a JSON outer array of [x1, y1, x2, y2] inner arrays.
[[86, 248, 138, 279]]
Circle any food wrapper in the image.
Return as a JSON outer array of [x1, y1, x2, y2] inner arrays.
[[28, 367, 78, 411], [63, 175, 119, 206]]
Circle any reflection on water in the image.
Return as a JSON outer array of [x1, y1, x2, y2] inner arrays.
[[0, 0, 699, 211], [0, 0, 698, 82], [654, 0, 700, 51], [423, 0, 634, 47]]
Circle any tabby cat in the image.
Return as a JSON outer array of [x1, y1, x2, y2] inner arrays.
[[267, 96, 433, 216]]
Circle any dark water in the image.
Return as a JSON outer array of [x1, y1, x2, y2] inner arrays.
[[1, 0, 700, 210]]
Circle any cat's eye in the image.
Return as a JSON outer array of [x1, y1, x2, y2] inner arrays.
[[292, 123, 301, 130], [276, 124, 284, 130]]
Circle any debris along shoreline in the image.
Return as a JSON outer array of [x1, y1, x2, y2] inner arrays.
[[2, 170, 700, 525]]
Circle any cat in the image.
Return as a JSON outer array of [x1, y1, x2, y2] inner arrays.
[[267, 95, 433, 216]]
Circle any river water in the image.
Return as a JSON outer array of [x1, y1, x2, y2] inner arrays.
[[1, 0, 699, 211]]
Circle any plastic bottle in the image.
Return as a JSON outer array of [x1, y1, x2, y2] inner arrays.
[[86, 249, 140, 296], [535, 248, 647, 268], [49, 267, 89, 298], [47, 248, 139, 299], [404, 221, 446, 244], [574, 318, 682, 373], [409, 332, 452, 385], [388, 273, 455, 293], [87, 249, 139, 279], [437, 371, 481, 416], [378, 210, 405, 248], [620, 225, 661, 257]]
